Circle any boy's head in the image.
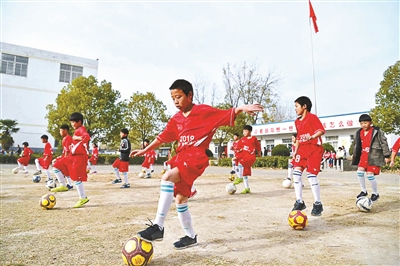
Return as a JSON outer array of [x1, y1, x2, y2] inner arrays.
[[359, 114, 372, 130], [169, 79, 194, 112], [69, 112, 84, 129], [59, 124, 70, 137], [41, 134, 49, 143], [92, 143, 98, 148], [291, 133, 297, 142], [294, 96, 312, 115], [243, 125, 253, 137], [22, 142, 29, 147], [233, 133, 239, 140], [143, 139, 150, 147], [120, 128, 129, 138]]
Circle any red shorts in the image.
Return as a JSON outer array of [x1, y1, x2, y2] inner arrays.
[[293, 144, 324, 175], [113, 158, 129, 172], [17, 156, 30, 166], [53, 156, 70, 176], [169, 147, 209, 197], [237, 152, 256, 176], [89, 156, 98, 165], [38, 156, 52, 170], [142, 158, 155, 169], [68, 154, 88, 181], [358, 159, 381, 175]]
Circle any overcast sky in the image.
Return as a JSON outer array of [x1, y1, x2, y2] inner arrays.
[[2, 0, 398, 117]]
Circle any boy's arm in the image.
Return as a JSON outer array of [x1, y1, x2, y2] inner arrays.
[[390, 151, 396, 167], [378, 130, 391, 163], [130, 138, 163, 157], [235, 104, 263, 116]]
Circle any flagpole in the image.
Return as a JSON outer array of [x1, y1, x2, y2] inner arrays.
[[309, 19, 318, 115]]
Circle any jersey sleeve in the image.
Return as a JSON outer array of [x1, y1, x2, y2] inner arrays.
[[392, 138, 400, 153], [157, 118, 178, 143]]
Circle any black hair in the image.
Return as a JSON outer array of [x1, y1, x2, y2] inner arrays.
[[295, 96, 312, 112], [120, 128, 129, 135], [243, 125, 253, 131], [60, 124, 70, 131], [69, 112, 84, 123], [143, 139, 150, 144], [234, 133, 239, 137], [169, 79, 193, 97], [292, 133, 297, 137], [22, 142, 29, 146], [359, 114, 372, 122], [92, 143, 98, 148], [41, 134, 49, 140]]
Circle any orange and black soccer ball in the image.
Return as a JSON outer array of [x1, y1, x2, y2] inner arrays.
[[288, 210, 308, 230], [122, 236, 154, 266]]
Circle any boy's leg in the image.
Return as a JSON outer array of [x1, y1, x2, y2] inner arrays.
[[287, 159, 293, 180], [65, 176, 74, 189], [73, 181, 89, 208], [307, 172, 323, 216], [241, 176, 251, 194], [356, 168, 367, 197], [366, 171, 379, 202], [138, 168, 181, 242], [189, 184, 197, 198], [92, 165, 97, 173], [150, 164, 154, 173], [44, 169, 52, 181], [292, 168, 306, 210], [121, 172, 130, 188], [174, 196, 197, 249], [112, 168, 122, 183], [51, 168, 68, 192], [17, 161, 23, 169], [233, 164, 244, 184], [34, 159, 42, 174]]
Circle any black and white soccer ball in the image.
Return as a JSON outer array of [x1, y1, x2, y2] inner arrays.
[[356, 196, 373, 212], [45, 179, 57, 190]]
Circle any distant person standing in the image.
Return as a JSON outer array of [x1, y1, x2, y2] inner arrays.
[[34, 135, 53, 182], [263, 147, 268, 157], [13, 142, 33, 174], [111, 128, 131, 188], [15, 145, 22, 156]]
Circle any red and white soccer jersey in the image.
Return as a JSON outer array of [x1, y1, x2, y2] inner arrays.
[[358, 128, 380, 175], [69, 126, 90, 181], [53, 135, 73, 176], [231, 140, 240, 166], [89, 147, 99, 165], [142, 149, 156, 168], [392, 137, 400, 155], [157, 104, 236, 196], [236, 136, 261, 176], [17, 147, 33, 166], [293, 113, 325, 175], [38, 142, 53, 170]]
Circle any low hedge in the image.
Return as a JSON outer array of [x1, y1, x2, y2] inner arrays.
[[218, 156, 290, 169]]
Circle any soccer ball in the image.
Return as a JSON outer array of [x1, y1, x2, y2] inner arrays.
[[45, 179, 57, 190], [282, 179, 292, 188], [228, 174, 235, 181], [226, 183, 237, 195], [356, 196, 373, 212], [32, 175, 42, 183], [12, 167, 19, 174], [40, 194, 56, 209], [288, 210, 308, 230], [122, 236, 154, 266], [138, 172, 145, 178]]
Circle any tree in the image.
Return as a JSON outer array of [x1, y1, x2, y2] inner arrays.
[[125, 92, 169, 146], [193, 74, 221, 106], [0, 119, 20, 151], [46, 75, 124, 146], [370, 61, 400, 134], [222, 61, 280, 124]]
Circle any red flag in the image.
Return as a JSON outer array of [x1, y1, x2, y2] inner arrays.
[[309, 0, 319, 33]]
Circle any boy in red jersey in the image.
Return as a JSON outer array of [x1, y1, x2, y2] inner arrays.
[[111, 129, 131, 188], [232, 126, 261, 194], [390, 137, 400, 174], [68, 112, 91, 208], [284, 133, 298, 183], [351, 114, 391, 202], [131, 79, 263, 249], [87, 143, 99, 174], [141, 139, 157, 178], [13, 142, 33, 174], [34, 135, 53, 181], [291, 96, 325, 216], [51, 124, 74, 192], [229, 133, 240, 181]]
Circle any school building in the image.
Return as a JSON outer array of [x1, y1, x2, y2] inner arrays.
[[210, 112, 399, 158], [0, 42, 99, 149]]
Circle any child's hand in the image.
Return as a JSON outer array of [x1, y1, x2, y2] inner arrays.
[[389, 161, 394, 167], [130, 150, 145, 157], [384, 158, 391, 164]]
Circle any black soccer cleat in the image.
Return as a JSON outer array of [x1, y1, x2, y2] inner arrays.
[[173, 235, 198, 250], [356, 191, 368, 198], [137, 220, 164, 242], [370, 193, 380, 202], [311, 202, 323, 216], [292, 200, 306, 211]]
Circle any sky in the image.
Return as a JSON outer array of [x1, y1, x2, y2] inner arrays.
[[1, 0, 399, 118]]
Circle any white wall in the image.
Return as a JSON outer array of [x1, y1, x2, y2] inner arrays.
[[1, 42, 98, 149]]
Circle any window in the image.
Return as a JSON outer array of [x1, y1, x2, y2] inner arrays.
[[59, 63, 83, 83], [325, 136, 338, 150], [265, 140, 274, 153], [1, 53, 29, 77], [282, 138, 292, 150]]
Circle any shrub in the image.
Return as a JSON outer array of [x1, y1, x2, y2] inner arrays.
[[271, 144, 290, 156], [322, 143, 335, 152]]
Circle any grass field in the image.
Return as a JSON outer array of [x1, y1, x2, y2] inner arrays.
[[1, 164, 399, 265]]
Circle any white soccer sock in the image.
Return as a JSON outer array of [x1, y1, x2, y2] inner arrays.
[[367, 175, 378, 194], [231, 159, 236, 171], [87, 161, 91, 170], [357, 171, 366, 192], [17, 162, 23, 169], [66, 176, 73, 186], [238, 165, 243, 178], [307, 174, 321, 203], [123, 172, 129, 184], [154, 180, 174, 229], [163, 162, 167, 170], [35, 159, 41, 170], [75, 181, 87, 198], [146, 168, 151, 174], [287, 161, 293, 180], [92, 165, 97, 172], [53, 168, 66, 186], [243, 176, 250, 188], [191, 184, 196, 192], [23, 166, 27, 172], [44, 169, 52, 180], [113, 168, 121, 179], [293, 169, 303, 202], [176, 203, 195, 238], [150, 165, 154, 171]]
